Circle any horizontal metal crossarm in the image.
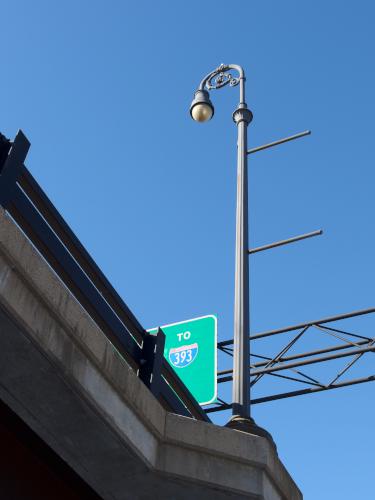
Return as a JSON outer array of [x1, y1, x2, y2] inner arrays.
[[249, 229, 322, 254], [207, 375, 375, 412], [250, 344, 375, 377], [220, 347, 324, 386], [252, 337, 374, 367], [247, 130, 311, 155], [217, 306, 375, 347], [205, 402, 232, 413], [218, 370, 323, 386], [218, 334, 375, 382], [251, 375, 375, 405]]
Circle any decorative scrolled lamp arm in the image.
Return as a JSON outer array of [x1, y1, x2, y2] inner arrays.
[[190, 64, 247, 122]]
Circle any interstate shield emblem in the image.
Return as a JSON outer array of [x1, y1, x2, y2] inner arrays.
[[168, 343, 198, 368]]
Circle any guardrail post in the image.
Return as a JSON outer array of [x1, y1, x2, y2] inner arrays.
[[0, 130, 30, 207], [139, 328, 166, 397], [0, 133, 11, 169]]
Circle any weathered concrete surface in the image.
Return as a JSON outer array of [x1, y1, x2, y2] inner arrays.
[[0, 207, 302, 500]]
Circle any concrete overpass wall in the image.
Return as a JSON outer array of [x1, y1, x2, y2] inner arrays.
[[0, 207, 302, 500]]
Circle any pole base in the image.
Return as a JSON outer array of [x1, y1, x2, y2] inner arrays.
[[225, 416, 276, 450]]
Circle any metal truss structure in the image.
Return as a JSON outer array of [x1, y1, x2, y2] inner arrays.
[[206, 306, 375, 414]]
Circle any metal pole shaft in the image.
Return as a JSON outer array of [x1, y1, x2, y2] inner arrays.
[[232, 82, 253, 418]]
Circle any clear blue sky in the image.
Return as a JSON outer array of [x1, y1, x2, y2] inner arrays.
[[2, 1, 375, 498]]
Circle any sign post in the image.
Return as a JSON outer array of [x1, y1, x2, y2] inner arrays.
[[148, 315, 217, 406]]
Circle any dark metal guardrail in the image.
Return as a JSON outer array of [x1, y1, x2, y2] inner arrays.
[[0, 130, 210, 423]]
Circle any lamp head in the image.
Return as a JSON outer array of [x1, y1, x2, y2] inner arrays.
[[190, 89, 214, 122]]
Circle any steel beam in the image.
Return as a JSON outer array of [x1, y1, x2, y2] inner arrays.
[[206, 375, 375, 412], [251, 375, 375, 405], [218, 337, 375, 378], [249, 229, 322, 254], [250, 344, 375, 377], [247, 130, 311, 155], [218, 306, 375, 347]]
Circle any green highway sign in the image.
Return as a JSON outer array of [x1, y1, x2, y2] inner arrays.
[[148, 315, 217, 406]]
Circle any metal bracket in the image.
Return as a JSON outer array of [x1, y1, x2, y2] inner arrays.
[[139, 328, 166, 397], [247, 130, 311, 155], [249, 229, 323, 254]]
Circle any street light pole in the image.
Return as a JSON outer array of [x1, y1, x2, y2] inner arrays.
[[190, 65, 274, 441], [231, 74, 253, 420]]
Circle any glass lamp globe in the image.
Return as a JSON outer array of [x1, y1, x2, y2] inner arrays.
[[191, 103, 214, 122], [190, 89, 214, 122]]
